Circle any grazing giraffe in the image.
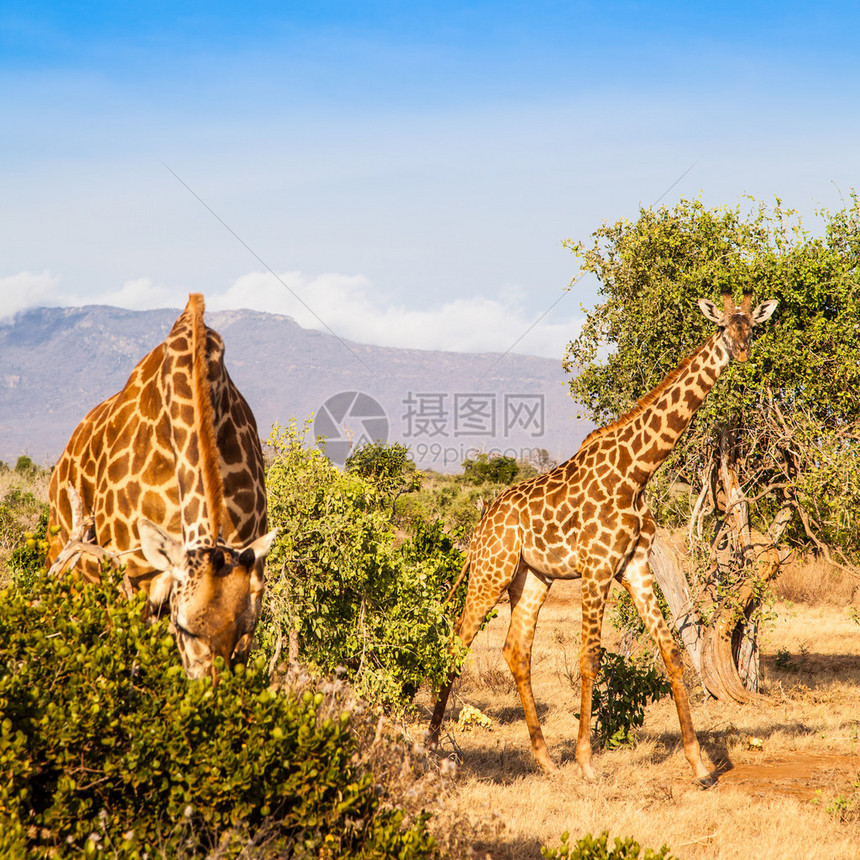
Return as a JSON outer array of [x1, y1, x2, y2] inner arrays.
[[428, 291, 778, 785], [47, 293, 276, 681]]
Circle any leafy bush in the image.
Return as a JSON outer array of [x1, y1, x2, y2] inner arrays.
[[0, 485, 47, 551], [0, 479, 50, 588], [542, 830, 674, 860], [264, 421, 464, 707], [461, 453, 519, 486], [0, 568, 437, 858], [396, 476, 492, 535], [14, 454, 39, 477], [345, 441, 421, 514], [5, 507, 50, 587], [577, 650, 671, 750]]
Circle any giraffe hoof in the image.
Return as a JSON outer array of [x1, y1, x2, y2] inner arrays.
[[577, 761, 596, 781], [538, 759, 559, 775], [696, 771, 718, 789]]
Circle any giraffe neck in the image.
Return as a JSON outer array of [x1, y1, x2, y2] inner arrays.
[[625, 332, 729, 483], [577, 332, 730, 486], [162, 294, 225, 547]]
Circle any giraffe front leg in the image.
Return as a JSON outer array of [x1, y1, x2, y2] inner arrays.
[[575, 574, 612, 780], [503, 566, 555, 773], [620, 545, 716, 787]]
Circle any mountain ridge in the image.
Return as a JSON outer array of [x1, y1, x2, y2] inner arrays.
[[0, 304, 592, 471]]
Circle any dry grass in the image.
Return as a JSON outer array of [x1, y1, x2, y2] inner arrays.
[[0, 466, 50, 498], [0, 467, 50, 578], [773, 556, 858, 606], [411, 574, 860, 859]]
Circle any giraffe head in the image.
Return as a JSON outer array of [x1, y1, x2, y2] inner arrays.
[[697, 290, 778, 362], [138, 518, 277, 682]]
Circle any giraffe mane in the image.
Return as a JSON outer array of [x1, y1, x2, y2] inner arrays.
[[188, 293, 225, 538], [577, 335, 716, 451]]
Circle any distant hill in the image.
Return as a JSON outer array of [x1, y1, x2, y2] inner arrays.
[[0, 304, 592, 471]]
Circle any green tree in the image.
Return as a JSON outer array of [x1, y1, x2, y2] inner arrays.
[[345, 441, 421, 515], [462, 453, 519, 485], [14, 455, 37, 477], [564, 195, 860, 699]]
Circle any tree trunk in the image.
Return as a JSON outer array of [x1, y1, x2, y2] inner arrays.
[[647, 425, 796, 702], [699, 526, 786, 702], [735, 619, 759, 691], [649, 530, 754, 701], [649, 533, 703, 677], [648, 527, 783, 702]]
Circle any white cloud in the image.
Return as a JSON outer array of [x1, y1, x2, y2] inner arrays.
[[0, 267, 580, 359], [0, 271, 61, 320], [206, 270, 581, 359], [75, 277, 181, 311], [0, 272, 189, 321]]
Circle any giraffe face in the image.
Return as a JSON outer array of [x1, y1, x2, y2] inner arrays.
[[722, 312, 755, 362], [697, 297, 778, 362], [139, 518, 276, 682]]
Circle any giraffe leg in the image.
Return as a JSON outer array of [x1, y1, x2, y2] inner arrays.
[[427, 571, 511, 749], [503, 565, 555, 772], [575, 574, 613, 779], [620, 546, 715, 787]]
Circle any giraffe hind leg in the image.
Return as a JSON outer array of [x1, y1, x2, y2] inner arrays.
[[575, 573, 613, 780], [427, 571, 510, 748], [502, 564, 555, 772]]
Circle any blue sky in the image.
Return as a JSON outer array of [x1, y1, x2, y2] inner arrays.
[[2, 1, 859, 357]]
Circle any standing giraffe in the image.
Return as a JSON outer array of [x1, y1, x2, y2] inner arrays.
[[428, 291, 777, 785], [47, 294, 276, 681]]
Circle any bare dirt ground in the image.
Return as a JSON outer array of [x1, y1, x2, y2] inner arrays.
[[411, 577, 860, 859]]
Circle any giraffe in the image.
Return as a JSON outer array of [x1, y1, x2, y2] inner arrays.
[[428, 290, 778, 785], [46, 293, 276, 681]]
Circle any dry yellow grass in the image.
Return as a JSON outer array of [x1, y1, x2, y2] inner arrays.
[[774, 556, 858, 606], [0, 467, 50, 578], [412, 576, 860, 858]]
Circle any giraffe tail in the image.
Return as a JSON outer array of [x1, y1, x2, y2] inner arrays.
[[444, 556, 470, 604]]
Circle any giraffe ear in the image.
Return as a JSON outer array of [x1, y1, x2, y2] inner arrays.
[[697, 298, 725, 325], [147, 568, 175, 612], [751, 299, 778, 325], [242, 529, 277, 592], [139, 518, 185, 573], [245, 529, 278, 560]]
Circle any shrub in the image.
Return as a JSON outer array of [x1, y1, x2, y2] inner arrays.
[[577, 650, 671, 750], [0, 485, 47, 550], [461, 453, 519, 486], [264, 421, 464, 708], [4, 507, 50, 587], [14, 454, 39, 477], [345, 441, 421, 514], [542, 831, 674, 860], [397, 477, 494, 536], [0, 455, 50, 587], [0, 568, 437, 858]]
